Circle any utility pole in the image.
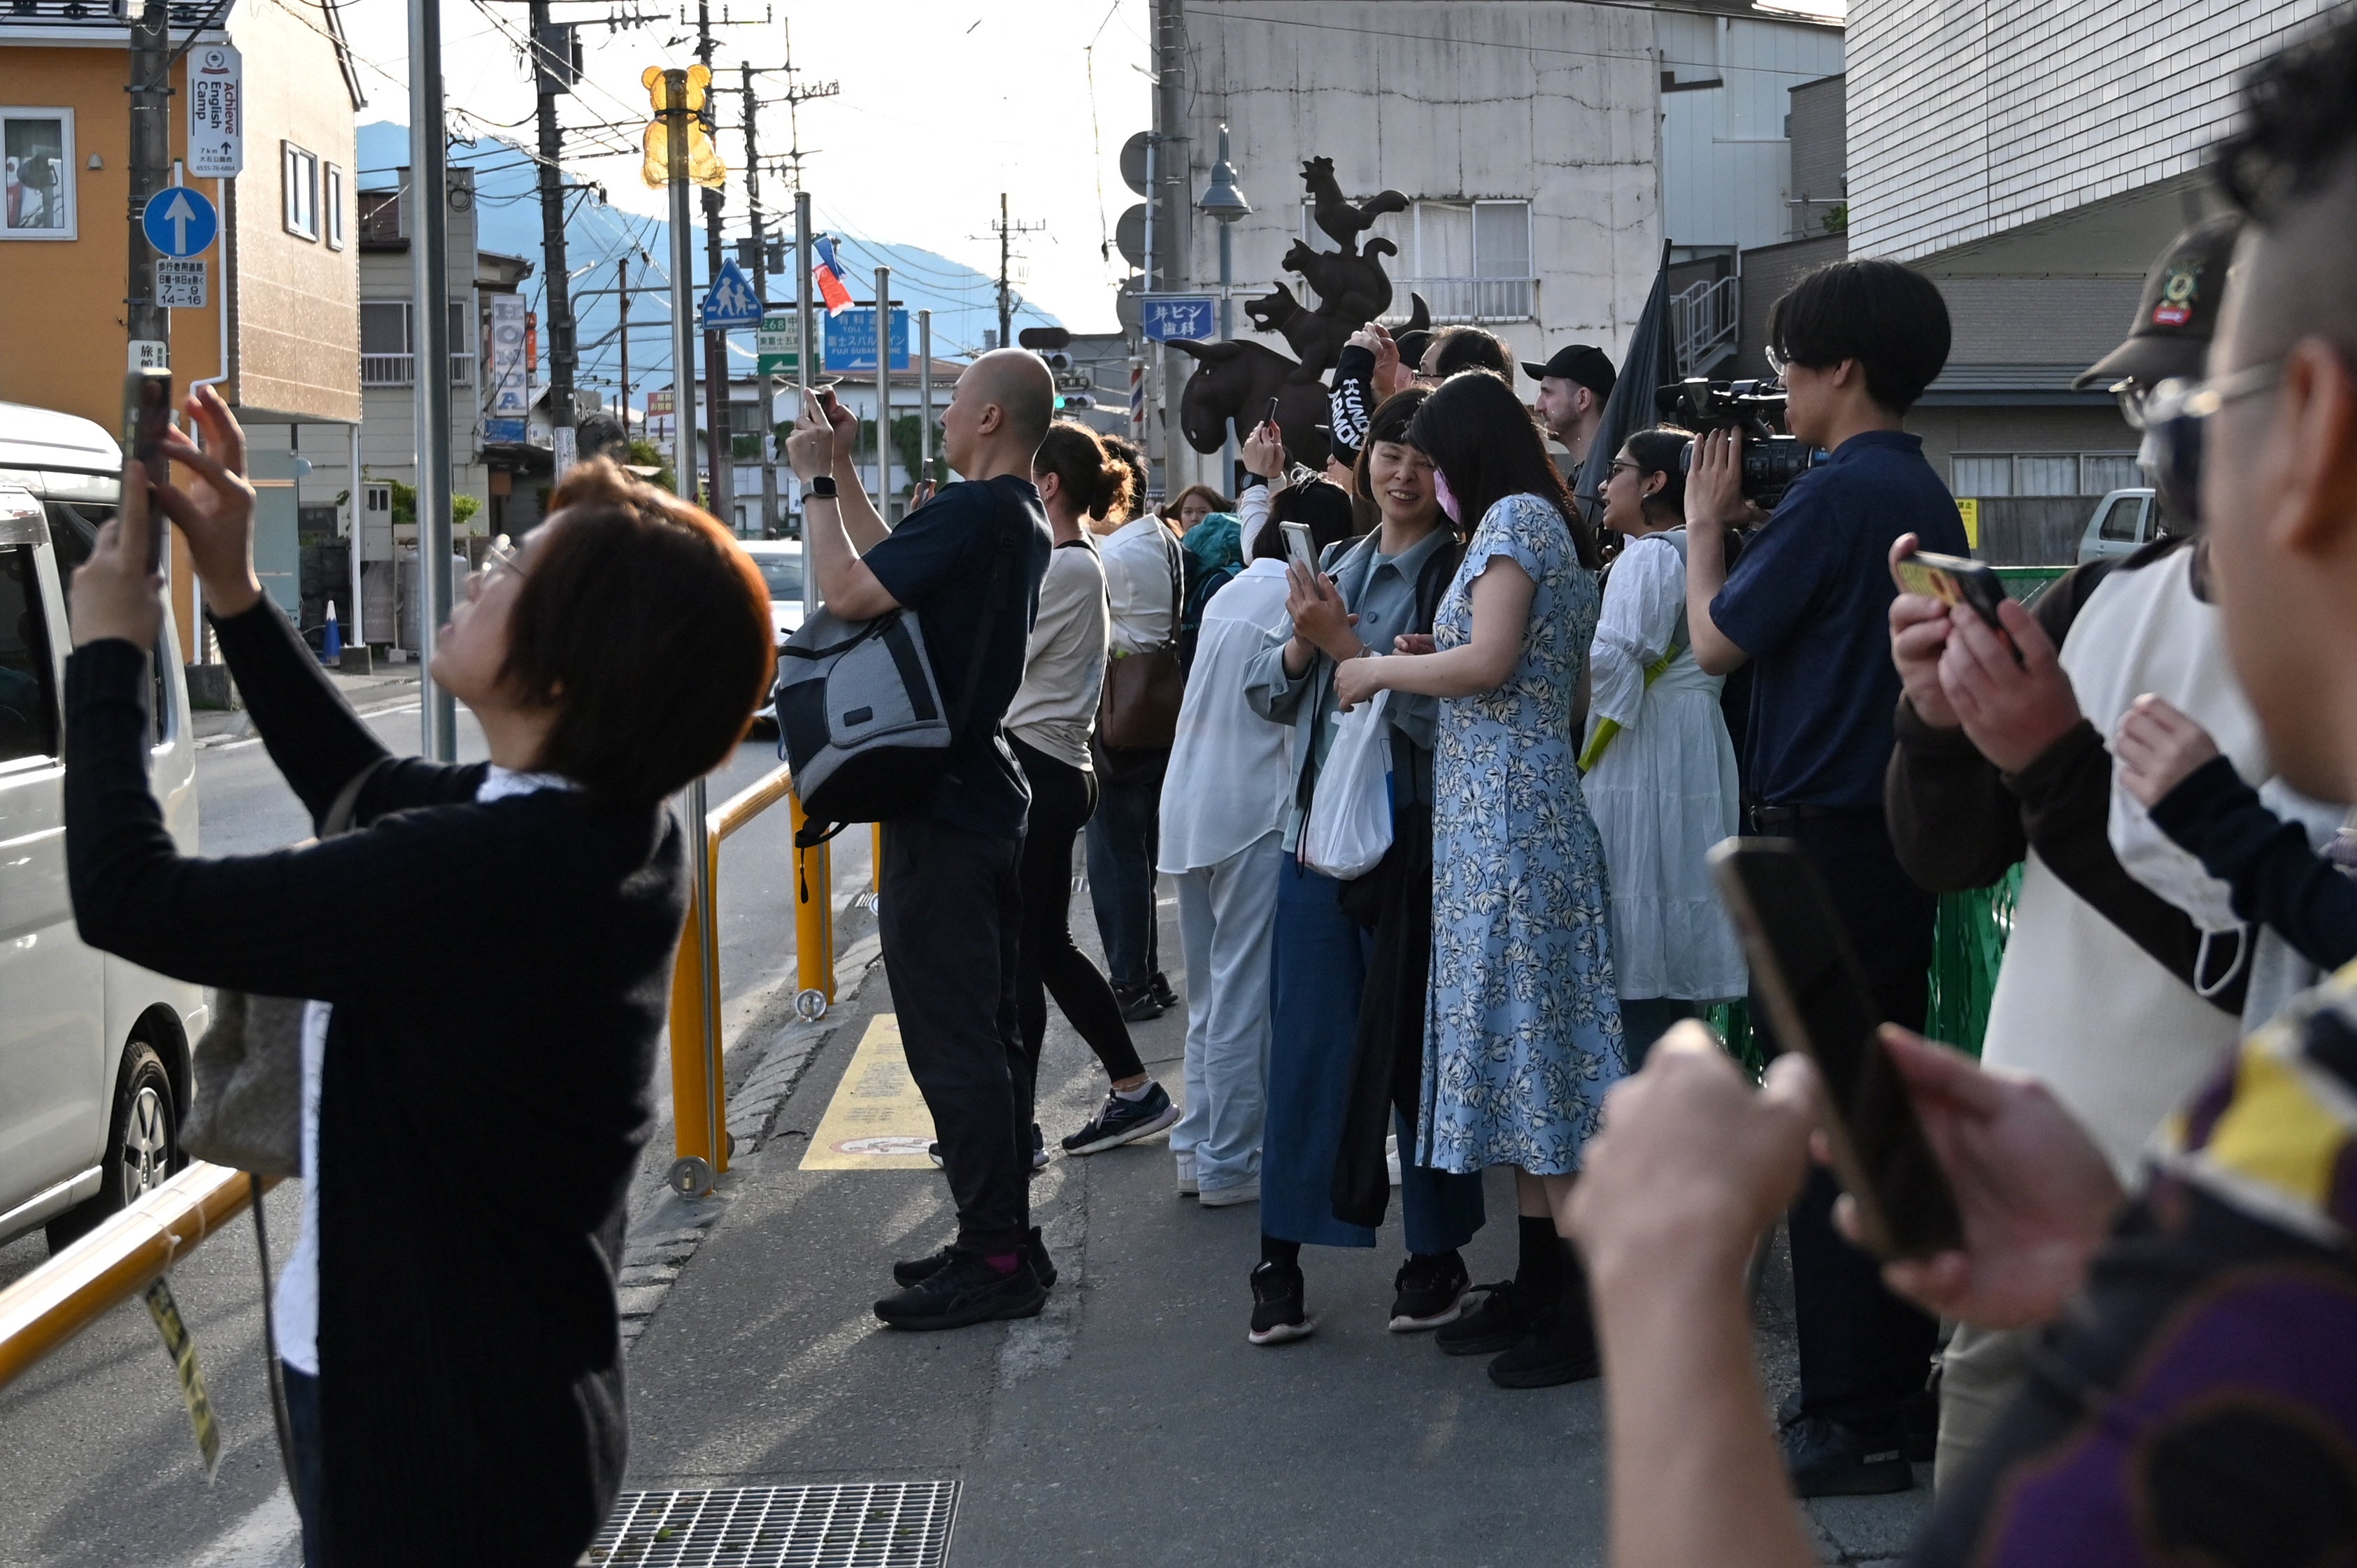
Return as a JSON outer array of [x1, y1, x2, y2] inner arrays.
[[694, 0, 733, 527], [741, 61, 778, 537], [664, 71, 697, 509], [616, 252, 629, 434], [412, 0, 458, 758], [528, 0, 577, 476], [1153, 0, 1191, 499], [988, 193, 1046, 350], [874, 264, 891, 525], [126, 1, 171, 368]]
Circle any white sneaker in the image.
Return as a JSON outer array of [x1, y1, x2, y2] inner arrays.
[[1199, 1179, 1260, 1208], [1175, 1151, 1199, 1196]]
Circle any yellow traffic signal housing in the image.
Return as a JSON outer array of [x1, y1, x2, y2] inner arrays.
[[641, 64, 727, 190]]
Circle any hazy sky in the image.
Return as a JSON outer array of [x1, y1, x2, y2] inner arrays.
[[335, 0, 1153, 334]]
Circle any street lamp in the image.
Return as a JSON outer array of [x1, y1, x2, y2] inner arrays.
[[1200, 124, 1251, 488]]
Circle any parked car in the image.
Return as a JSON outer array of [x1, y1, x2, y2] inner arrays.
[[742, 540, 805, 736], [2077, 486, 2159, 563], [0, 403, 207, 1253]]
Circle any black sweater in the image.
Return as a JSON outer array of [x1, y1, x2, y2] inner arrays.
[[65, 601, 685, 1566], [2151, 755, 2357, 972]]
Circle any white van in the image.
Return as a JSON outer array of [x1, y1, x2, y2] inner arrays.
[[0, 402, 206, 1253], [2077, 487, 2160, 564]]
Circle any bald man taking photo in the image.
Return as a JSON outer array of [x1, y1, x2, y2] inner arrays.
[[790, 349, 1056, 1330]]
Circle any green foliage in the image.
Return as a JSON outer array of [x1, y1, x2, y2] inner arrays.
[[627, 439, 678, 494], [1822, 202, 1849, 236], [370, 474, 478, 526], [451, 493, 480, 525], [731, 434, 762, 459]]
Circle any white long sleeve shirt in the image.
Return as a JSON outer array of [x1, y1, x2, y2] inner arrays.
[[1099, 516, 1179, 653], [1159, 559, 1295, 872]]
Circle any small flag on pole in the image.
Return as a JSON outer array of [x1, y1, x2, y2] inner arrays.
[[813, 235, 854, 315]]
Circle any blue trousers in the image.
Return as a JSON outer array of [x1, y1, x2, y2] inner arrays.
[[1085, 766, 1163, 990], [1262, 855, 1484, 1253]]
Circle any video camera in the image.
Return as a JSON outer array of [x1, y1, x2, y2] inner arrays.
[[1658, 378, 1823, 509]]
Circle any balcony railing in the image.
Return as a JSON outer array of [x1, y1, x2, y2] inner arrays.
[[359, 353, 478, 388], [1375, 276, 1537, 326], [1669, 276, 1740, 378]]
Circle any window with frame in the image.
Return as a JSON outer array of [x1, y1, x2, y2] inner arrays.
[[1951, 455, 2013, 497], [2, 107, 76, 241], [324, 163, 346, 250], [361, 300, 410, 385], [2081, 452, 2142, 494], [0, 542, 59, 762], [283, 142, 319, 240]]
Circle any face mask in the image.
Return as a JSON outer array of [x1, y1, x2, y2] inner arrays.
[[2109, 768, 2248, 997], [1434, 469, 1463, 525]]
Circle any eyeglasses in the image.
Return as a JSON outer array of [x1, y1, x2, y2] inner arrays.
[[1604, 459, 1642, 479], [2133, 361, 2283, 527], [467, 534, 525, 601]]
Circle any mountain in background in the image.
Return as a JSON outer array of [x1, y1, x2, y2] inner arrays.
[[355, 122, 1060, 410]]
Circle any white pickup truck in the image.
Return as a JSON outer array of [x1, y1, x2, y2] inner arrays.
[[0, 402, 207, 1253]]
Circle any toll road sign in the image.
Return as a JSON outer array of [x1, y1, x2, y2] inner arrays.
[[156, 258, 206, 308], [825, 307, 909, 373], [142, 187, 218, 258], [1140, 294, 1215, 342]]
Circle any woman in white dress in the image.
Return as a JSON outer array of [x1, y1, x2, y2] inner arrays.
[[1584, 427, 1747, 1063]]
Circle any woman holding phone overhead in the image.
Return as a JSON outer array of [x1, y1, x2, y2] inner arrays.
[[62, 387, 774, 1567], [1334, 369, 1625, 1392]]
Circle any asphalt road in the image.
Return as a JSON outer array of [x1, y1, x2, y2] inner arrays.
[[0, 699, 867, 1568]]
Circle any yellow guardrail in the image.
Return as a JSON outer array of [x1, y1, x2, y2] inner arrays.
[[664, 762, 852, 1195], [0, 1162, 269, 1395]]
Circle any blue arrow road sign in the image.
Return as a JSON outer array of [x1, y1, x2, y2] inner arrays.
[[699, 258, 764, 329], [823, 308, 910, 373], [1141, 294, 1216, 343], [141, 187, 218, 259]]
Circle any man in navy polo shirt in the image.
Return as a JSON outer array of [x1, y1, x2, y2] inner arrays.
[[1683, 258, 1970, 1497]]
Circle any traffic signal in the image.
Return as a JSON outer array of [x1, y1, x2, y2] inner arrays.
[[639, 65, 727, 191], [1017, 327, 1071, 350]]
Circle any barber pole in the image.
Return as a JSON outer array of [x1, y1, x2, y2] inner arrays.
[[1130, 357, 1146, 442]]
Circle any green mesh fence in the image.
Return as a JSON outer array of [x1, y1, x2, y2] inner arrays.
[[1702, 862, 2023, 1078]]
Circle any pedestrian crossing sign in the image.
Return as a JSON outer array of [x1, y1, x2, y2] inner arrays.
[[700, 258, 764, 329]]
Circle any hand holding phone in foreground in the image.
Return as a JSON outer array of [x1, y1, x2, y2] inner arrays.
[[2112, 694, 2223, 806], [1937, 596, 2081, 773], [1564, 1027, 1821, 1286], [1888, 533, 1963, 729], [71, 462, 166, 650], [1835, 1027, 2124, 1329]]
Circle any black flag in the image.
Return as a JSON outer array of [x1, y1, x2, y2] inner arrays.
[[1571, 243, 1674, 532]]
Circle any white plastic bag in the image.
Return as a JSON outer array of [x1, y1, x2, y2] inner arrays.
[[1302, 690, 1394, 880]]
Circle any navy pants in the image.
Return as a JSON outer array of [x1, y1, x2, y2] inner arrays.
[[285, 1362, 327, 1568], [1262, 855, 1484, 1252], [1085, 764, 1164, 990]]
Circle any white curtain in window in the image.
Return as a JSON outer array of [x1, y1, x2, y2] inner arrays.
[[1474, 201, 1531, 279], [2015, 455, 2079, 497], [2081, 453, 2142, 494], [1951, 455, 2012, 497], [1416, 202, 1473, 277]]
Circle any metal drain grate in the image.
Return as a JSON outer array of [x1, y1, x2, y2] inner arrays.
[[584, 1480, 960, 1567]]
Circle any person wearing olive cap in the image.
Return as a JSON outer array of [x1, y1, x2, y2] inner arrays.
[[1882, 208, 2342, 1488], [1524, 344, 1617, 480]]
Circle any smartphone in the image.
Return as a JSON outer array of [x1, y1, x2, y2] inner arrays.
[[1893, 549, 2007, 629], [1264, 396, 1281, 431], [1280, 520, 1318, 574], [122, 369, 173, 572], [1707, 839, 1963, 1260]]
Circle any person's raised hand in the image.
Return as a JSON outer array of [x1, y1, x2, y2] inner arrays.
[[2113, 694, 2224, 807], [1887, 534, 1961, 729], [1359, 323, 1408, 399], [1565, 1025, 1819, 1288], [1939, 598, 2081, 773], [1244, 420, 1288, 480], [1683, 427, 1749, 532], [71, 463, 166, 648], [785, 390, 837, 483], [813, 385, 861, 469], [144, 385, 260, 618], [1837, 1027, 2124, 1329]]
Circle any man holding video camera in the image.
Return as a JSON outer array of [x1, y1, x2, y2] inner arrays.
[[1681, 258, 1970, 1496]]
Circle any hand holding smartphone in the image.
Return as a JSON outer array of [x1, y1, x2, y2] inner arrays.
[[1279, 520, 1318, 575], [1707, 839, 1963, 1260], [1893, 548, 2007, 630]]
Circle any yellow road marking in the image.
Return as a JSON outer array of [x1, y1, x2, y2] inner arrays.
[[801, 1013, 939, 1169]]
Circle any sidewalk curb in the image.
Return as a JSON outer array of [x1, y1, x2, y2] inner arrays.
[[616, 935, 885, 1350]]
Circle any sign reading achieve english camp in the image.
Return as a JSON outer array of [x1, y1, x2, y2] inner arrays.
[[186, 45, 243, 178]]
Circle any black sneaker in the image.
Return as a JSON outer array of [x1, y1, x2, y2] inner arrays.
[[892, 1226, 1058, 1290], [927, 1141, 944, 1168], [1781, 1414, 1914, 1497], [1388, 1251, 1472, 1332], [1060, 1082, 1181, 1155], [1115, 981, 1167, 1023], [1031, 1122, 1049, 1174], [1247, 1260, 1314, 1345], [1434, 1279, 1541, 1357], [1486, 1304, 1602, 1388], [873, 1248, 1047, 1332], [1149, 971, 1178, 1011]]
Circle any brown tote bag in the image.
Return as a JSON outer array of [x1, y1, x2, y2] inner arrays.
[[1096, 524, 1185, 751]]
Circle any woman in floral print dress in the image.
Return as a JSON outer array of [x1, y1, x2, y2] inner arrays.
[[1333, 370, 1625, 1390]]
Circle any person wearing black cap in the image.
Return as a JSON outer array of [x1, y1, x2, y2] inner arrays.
[[1880, 211, 2344, 1490], [1524, 345, 1618, 480]]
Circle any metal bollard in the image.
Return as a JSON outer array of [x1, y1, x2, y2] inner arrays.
[[792, 794, 836, 1022]]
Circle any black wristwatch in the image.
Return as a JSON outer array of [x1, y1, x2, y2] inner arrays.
[[807, 475, 837, 499]]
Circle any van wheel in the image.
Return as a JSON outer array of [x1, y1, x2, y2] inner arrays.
[[45, 1040, 179, 1254]]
